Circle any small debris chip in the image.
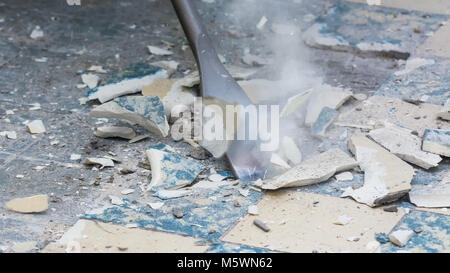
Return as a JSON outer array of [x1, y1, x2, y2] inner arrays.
[[333, 215, 352, 226], [375, 232, 390, 244], [94, 126, 136, 140], [147, 45, 173, 56], [26, 120, 46, 134], [253, 219, 270, 232], [389, 229, 414, 247], [5, 194, 48, 213], [81, 73, 99, 89], [172, 207, 184, 218], [121, 189, 135, 195], [147, 202, 164, 210], [248, 205, 259, 215], [335, 171, 353, 182]]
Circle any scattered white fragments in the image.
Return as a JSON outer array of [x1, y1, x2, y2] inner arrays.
[[342, 134, 414, 207], [90, 96, 169, 137], [422, 129, 450, 157], [409, 180, 450, 208], [30, 26, 44, 39], [109, 195, 124, 205], [147, 202, 164, 210], [333, 215, 352, 226], [305, 86, 352, 125], [368, 123, 442, 169], [0, 131, 17, 139], [26, 120, 46, 134], [84, 157, 114, 169], [270, 153, 291, 169], [87, 65, 107, 74], [256, 16, 268, 31], [335, 171, 353, 182], [87, 67, 169, 103], [248, 205, 259, 215], [147, 45, 173, 56], [279, 136, 302, 165], [280, 89, 312, 118], [81, 73, 99, 89], [436, 99, 450, 121], [389, 229, 414, 247], [70, 154, 81, 161], [394, 58, 435, 76], [94, 126, 136, 140], [144, 148, 205, 193], [5, 194, 48, 214], [262, 149, 358, 190], [121, 189, 135, 195]]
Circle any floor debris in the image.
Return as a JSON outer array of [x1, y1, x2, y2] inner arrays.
[[256, 16, 268, 31], [90, 96, 169, 137], [335, 172, 353, 182], [248, 205, 259, 215], [342, 134, 414, 207], [81, 73, 99, 89], [262, 149, 358, 190], [253, 219, 270, 232], [422, 129, 450, 157], [305, 86, 352, 125], [368, 123, 442, 169], [87, 65, 169, 103], [280, 89, 312, 118], [145, 148, 205, 192], [409, 182, 450, 208], [333, 215, 352, 226], [147, 45, 173, 56], [0, 131, 17, 140], [389, 229, 414, 247], [26, 120, 46, 134], [311, 107, 340, 136], [94, 126, 136, 140], [30, 25, 44, 39], [84, 157, 115, 169], [5, 194, 49, 214]]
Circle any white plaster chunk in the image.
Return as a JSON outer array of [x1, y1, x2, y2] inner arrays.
[[30, 26, 44, 39], [368, 123, 442, 169], [84, 157, 115, 168], [342, 134, 414, 207], [262, 149, 358, 190], [121, 189, 135, 195], [335, 171, 354, 182], [422, 129, 450, 157], [147, 45, 173, 56], [81, 73, 99, 89], [0, 131, 17, 139], [109, 195, 124, 205], [333, 215, 352, 225], [94, 126, 136, 140], [147, 202, 164, 210], [5, 194, 48, 213], [87, 65, 107, 73], [26, 120, 46, 134], [389, 229, 414, 247], [280, 136, 302, 165], [256, 16, 268, 30], [280, 89, 312, 118], [437, 99, 450, 121], [305, 86, 352, 125], [409, 182, 450, 208], [248, 205, 259, 215], [270, 153, 291, 169]]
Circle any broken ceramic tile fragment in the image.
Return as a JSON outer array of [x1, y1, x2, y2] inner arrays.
[[342, 134, 414, 207], [87, 65, 107, 73], [409, 182, 450, 208], [0, 131, 17, 139], [144, 148, 205, 193], [335, 171, 353, 182], [5, 194, 48, 213], [422, 129, 450, 157], [84, 157, 114, 168], [87, 65, 169, 103], [279, 136, 302, 165], [389, 229, 414, 247], [262, 149, 358, 190], [248, 205, 259, 215], [81, 73, 99, 89], [256, 16, 268, 31], [109, 195, 124, 205], [94, 126, 136, 140], [368, 123, 442, 169], [436, 99, 450, 121], [90, 96, 169, 137], [311, 107, 339, 136], [270, 153, 291, 169], [147, 45, 173, 56], [26, 120, 46, 134], [305, 86, 352, 125], [280, 89, 312, 118]]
